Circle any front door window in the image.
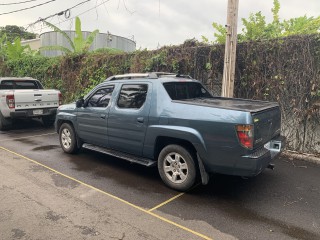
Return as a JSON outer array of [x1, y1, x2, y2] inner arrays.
[[87, 86, 114, 108]]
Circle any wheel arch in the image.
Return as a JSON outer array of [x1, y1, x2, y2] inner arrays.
[[144, 125, 207, 160], [154, 136, 197, 161], [145, 126, 210, 186], [55, 112, 77, 133], [56, 119, 74, 133]]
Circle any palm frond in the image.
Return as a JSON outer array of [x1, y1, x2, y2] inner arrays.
[[43, 20, 75, 51], [74, 17, 85, 52], [83, 30, 99, 51]]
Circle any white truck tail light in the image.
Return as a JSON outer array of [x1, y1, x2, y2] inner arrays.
[[6, 94, 15, 109], [58, 93, 62, 105], [236, 124, 254, 149]]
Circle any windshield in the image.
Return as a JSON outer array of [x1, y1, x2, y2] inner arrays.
[[163, 82, 213, 100]]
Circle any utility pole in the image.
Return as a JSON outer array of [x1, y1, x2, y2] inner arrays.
[[221, 0, 239, 98]]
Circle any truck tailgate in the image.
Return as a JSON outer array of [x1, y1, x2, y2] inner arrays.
[[14, 90, 60, 110], [252, 106, 281, 148]]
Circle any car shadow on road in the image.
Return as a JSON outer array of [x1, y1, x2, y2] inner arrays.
[[69, 148, 170, 192]]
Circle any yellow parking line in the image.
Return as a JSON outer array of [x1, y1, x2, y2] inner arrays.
[[148, 183, 200, 212], [148, 192, 185, 212], [0, 146, 213, 240], [0, 132, 56, 142]]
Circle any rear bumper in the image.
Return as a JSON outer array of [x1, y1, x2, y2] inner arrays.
[[10, 108, 57, 119], [233, 135, 286, 177]]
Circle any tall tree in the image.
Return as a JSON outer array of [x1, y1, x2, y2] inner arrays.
[[204, 0, 320, 44], [0, 25, 36, 42]]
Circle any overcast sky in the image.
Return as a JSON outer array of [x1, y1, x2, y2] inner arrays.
[[0, 0, 319, 49]]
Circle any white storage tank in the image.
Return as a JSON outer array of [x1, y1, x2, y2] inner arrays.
[[40, 31, 136, 57]]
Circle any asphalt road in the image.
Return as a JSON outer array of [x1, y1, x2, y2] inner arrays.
[[0, 119, 320, 240]]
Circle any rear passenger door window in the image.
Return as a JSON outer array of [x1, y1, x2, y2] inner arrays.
[[117, 84, 148, 109], [87, 86, 114, 108]]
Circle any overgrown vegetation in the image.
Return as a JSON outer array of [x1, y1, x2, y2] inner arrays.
[[0, 25, 36, 42], [0, 34, 38, 61], [5, 38, 35, 60], [203, 0, 320, 43]]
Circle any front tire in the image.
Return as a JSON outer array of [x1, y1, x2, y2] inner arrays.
[[158, 144, 197, 191], [59, 123, 80, 154]]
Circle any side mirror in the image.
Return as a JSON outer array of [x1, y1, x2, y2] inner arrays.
[[76, 98, 84, 108]]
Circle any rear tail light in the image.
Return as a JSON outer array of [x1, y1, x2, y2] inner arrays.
[[236, 124, 254, 149], [6, 94, 15, 109], [58, 92, 62, 105]]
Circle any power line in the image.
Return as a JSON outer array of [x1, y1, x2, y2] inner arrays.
[[0, 0, 39, 5], [28, 0, 110, 32], [75, 0, 110, 18], [28, 0, 91, 26], [0, 0, 56, 16]]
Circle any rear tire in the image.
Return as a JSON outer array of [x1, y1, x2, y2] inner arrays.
[[158, 144, 197, 191], [59, 123, 80, 154], [42, 115, 55, 128], [0, 113, 12, 131]]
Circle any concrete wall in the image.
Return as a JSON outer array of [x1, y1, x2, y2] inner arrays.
[[21, 38, 41, 50]]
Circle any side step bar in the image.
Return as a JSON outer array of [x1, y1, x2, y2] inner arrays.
[[82, 143, 157, 167]]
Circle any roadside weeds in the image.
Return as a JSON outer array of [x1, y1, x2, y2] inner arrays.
[[282, 150, 320, 165]]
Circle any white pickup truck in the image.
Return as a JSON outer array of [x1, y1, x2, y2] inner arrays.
[[0, 77, 61, 130]]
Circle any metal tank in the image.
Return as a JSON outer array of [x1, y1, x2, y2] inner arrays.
[[40, 31, 136, 57]]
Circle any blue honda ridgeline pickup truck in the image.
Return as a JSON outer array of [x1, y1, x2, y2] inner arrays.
[[55, 72, 285, 191]]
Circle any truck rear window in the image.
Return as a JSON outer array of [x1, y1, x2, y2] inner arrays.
[[163, 82, 212, 100], [0, 80, 43, 90]]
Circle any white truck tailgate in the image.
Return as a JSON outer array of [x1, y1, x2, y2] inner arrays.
[[14, 90, 60, 110]]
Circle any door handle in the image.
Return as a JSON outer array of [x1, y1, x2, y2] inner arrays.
[[137, 117, 144, 123], [100, 114, 106, 119]]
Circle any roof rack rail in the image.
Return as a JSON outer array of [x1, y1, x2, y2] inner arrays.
[[149, 72, 175, 78], [176, 74, 192, 79], [105, 73, 149, 81], [104, 72, 192, 81]]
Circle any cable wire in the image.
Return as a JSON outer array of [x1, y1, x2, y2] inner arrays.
[[0, 0, 56, 16], [0, 0, 39, 5], [28, 0, 110, 32], [26, 0, 91, 26]]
